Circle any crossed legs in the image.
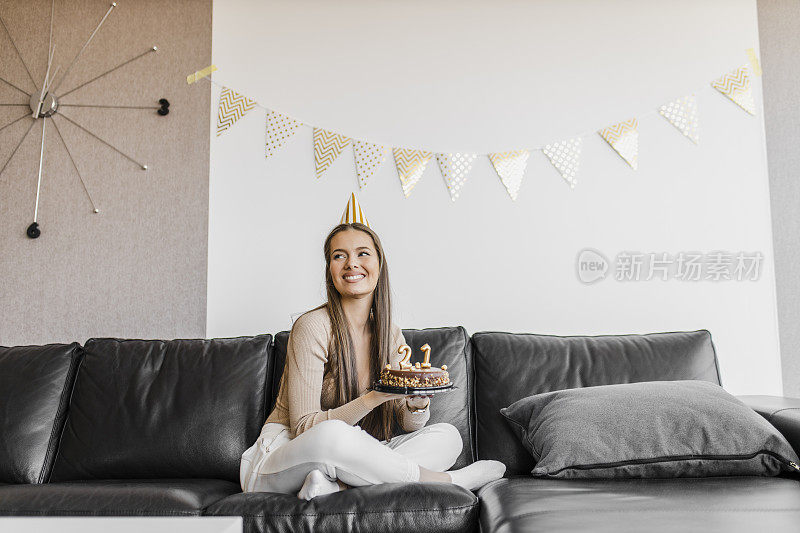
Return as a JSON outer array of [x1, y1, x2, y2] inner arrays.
[[244, 419, 462, 495]]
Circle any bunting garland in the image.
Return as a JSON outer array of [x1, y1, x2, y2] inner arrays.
[[436, 153, 477, 202], [216, 87, 257, 136], [314, 128, 351, 179], [598, 118, 639, 170], [353, 140, 389, 189], [205, 51, 758, 201], [711, 66, 755, 115], [266, 110, 302, 158], [393, 148, 432, 198], [489, 150, 530, 201], [542, 138, 582, 188], [659, 95, 699, 144]]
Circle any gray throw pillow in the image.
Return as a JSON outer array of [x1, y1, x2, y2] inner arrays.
[[500, 380, 800, 479]]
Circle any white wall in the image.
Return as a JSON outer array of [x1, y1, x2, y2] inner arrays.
[[208, 0, 781, 395]]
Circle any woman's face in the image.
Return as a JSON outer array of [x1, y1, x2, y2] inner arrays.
[[329, 229, 380, 299]]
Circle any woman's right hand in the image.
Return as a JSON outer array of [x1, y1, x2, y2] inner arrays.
[[364, 390, 406, 409]]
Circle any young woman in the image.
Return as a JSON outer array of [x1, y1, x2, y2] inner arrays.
[[240, 222, 506, 500]]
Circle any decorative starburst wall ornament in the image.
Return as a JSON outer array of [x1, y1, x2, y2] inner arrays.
[[0, 1, 169, 239]]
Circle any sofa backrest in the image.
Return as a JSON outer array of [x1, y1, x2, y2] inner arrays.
[[49, 335, 273, 483], [472, 329, 720, 475], [270, 326, 476, 469], [0, 343, 83, 484]]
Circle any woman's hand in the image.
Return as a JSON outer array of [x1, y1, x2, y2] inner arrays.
[[405, 395, 431, 410], [363, 390, 432, 409], [364, 390, 406, 408]]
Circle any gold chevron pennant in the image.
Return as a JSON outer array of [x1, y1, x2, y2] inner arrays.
[[711, 66, 755, 115], [436, 153, 477, 202], [216, 87, 257, 136], [393, 148, 432, 198], [353, 140, 388, 189], [598, 118, 639, 170], [314, 128, 351, 179], [489, 150, 529, 201], [266, 110, 302, 158], [340, 191, 370, 227], [659, 95, 699, 144], [542, 137, 582, 188]]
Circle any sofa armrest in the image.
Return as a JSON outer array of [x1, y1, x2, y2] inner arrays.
[[737, 395, 800, 455]]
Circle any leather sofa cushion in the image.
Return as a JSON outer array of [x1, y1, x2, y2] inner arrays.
[[271, 326, 476, 469], [207, 482, 479, 532], [0, 479, 239, 516], [738, 395, 800, 455], [478, 476, 800, 533], [0, 343, 82, 484], [473, 329, 720, 475], [50, 335, 273, 483]]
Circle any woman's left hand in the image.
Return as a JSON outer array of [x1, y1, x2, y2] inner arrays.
[[405, 395, 431, 409]]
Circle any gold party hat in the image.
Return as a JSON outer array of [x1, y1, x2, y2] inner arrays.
[[340, 192, 370, 227]]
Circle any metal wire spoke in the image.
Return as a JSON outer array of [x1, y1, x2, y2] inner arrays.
[[59, 104, 160, 110], [59, 47, 157, 100], [57, 113, 147, 170], [51, 2, 117, 95], [0, 112, 30, 134], [50, 115, 98, 212], [0, 118, 35, 178], [0, 11, 38, 92], [0, 75, 30, 97]]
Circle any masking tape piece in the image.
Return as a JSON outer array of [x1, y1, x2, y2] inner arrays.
[[187, 64, 217, 84], [745, 48, 762, 76]]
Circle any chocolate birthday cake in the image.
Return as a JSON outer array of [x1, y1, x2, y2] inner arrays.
[[378, 343, 451, 388]]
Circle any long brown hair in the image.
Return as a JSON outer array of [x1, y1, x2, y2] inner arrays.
[[316, 222, 395, 442]]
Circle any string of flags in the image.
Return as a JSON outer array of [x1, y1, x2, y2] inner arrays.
[[194, 56, 759, 202]]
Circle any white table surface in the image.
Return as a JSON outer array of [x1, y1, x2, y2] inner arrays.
[[0, 516, 242, 533]]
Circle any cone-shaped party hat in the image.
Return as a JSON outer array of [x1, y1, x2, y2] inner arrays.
[[340, 192, 370, 227]]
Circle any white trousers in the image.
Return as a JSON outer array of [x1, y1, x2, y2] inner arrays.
[[240, 419, 463, 494]]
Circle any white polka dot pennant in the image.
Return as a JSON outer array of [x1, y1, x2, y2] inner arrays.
[[265, 110, 303, 159], [711, 65, 755, 115], [598, 118, 639, 170], [658, 95, 699, 144], [393, 148, 433, 198], [488, 150, 530, 201], [314, 128, 351, 179], [435, 153, 477, 202], [541, 137, 582, 188], [353, 140, 389, 189]]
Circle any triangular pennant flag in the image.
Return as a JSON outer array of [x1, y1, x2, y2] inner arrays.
[[353, 140, 388, 189], [658, 95, 699, 144], [542, 137, 582, 188], [314, 128, 351, 179], [435, 153, 477, 202], [598, 118, 639, 170], [711, 66, 755, 115], [393, 148, 432, 198], [489, 150, 530, 201], [340, 192, 370, 227], [265, 110, 302, 158], [216, 87, 257, 136]]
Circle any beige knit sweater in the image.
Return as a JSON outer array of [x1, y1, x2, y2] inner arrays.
[[265, 306, 431, 439]]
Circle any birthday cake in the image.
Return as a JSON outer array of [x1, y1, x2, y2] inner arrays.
[[378, 343, 451, 388]]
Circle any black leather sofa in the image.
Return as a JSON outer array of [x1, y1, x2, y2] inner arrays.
[[2, 327, 799, 532]]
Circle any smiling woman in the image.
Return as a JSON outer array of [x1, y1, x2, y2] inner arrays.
[[238, 220, 505, 500]]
